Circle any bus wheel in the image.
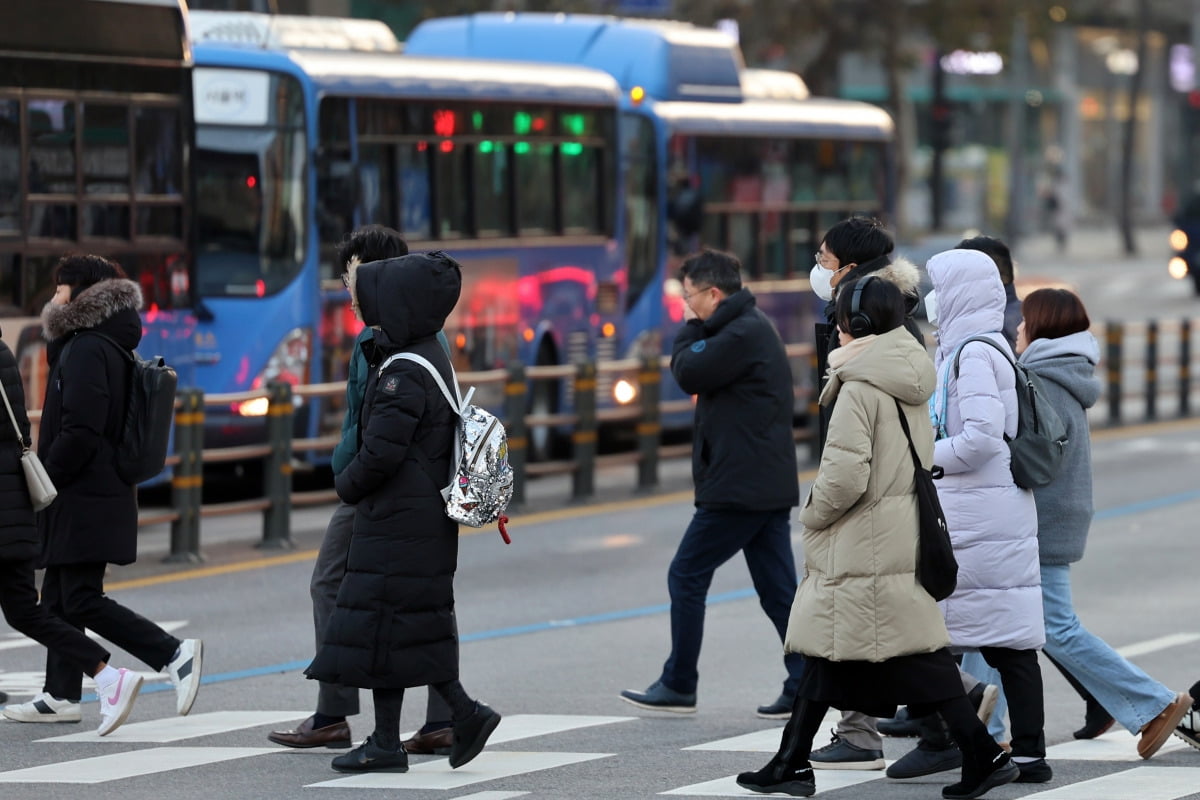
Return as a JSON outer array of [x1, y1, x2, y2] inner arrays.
[[528, 342, 565, 462]]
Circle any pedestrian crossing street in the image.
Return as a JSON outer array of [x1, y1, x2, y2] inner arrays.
[[0, 708, 1197, 797]]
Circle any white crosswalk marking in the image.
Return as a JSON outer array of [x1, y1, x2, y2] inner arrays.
[[1046, 729, 1188, 761], [662, 769, 885, 796], [1017, 766, 1200, 799], [0, 747, 277, 784], [453, 793, 530, 800], [37, 711, 314, 743], [683, 709, 841, 752], [478, 714, 632, 745], [306, 751, 611, 790]]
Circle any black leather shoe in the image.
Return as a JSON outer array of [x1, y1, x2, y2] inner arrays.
[[1015, 758, 1053, 783], [879, 707, 921, 737], [331, 736, 408, 773], [449, 702, 501, 769], [736, 756, 816, 796], [402, 725, 453, 755], [268, 715, 352, 749], [887, 741, 963, 779], [1073, 701, 1115, 740], [756, 691, 796, 719]]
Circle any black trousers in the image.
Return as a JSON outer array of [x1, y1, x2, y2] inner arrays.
[[978, 646, 1046, 759], [0, 558, 110, 679], [41, 562, 179, 702]]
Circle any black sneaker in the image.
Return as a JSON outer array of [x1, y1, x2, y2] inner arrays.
[[331, 736, 409, 773], [887, 741, 962, 779], [756, 691, 796, 719], [809, 733, 885, 770], [1015, 758, 1053, 783], [449, 702, 501, 769], [736, 756, 816, 797], [879, 707, 921, 737], [942, 751, 1019, 799], [1073, 701, 1115, 740], [619, 680, 696, 713], [1175, 705, 1199, 751]]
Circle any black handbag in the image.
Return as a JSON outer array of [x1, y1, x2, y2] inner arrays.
[[894, 399, 958, 601]]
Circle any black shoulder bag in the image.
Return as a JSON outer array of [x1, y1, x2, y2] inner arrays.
[[894, 399, 958, 601]]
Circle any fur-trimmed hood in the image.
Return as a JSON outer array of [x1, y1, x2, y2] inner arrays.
[[863, 256, 921, 297], [41, 279, 143, 343]]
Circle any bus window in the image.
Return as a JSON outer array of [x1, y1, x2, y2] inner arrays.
[[621, 113, 658, 310], [0, 99, 18, 236], [474, 141, 511, 236], [434, 142, 469, 238], [398, 142, 431, 240], [135, 106, 182, 196], [28, 98, 76, 239], [562, 143, 601, 233], [357, 142, 396, 228], [516, 142, 555, 233], [316, 97, 354, 265], [82, 103, 131, 239]]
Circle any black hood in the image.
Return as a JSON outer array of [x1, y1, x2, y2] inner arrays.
[[356, 251, 461, 349]]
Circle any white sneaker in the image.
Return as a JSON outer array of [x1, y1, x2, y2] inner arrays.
[[96, 668, 143, 736], [2, 692, 82, 723], [166, 639, 203, 716]]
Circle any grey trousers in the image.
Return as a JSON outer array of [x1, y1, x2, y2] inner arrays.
[[832, 666, 981, 749], [310, 501, 452, 724]]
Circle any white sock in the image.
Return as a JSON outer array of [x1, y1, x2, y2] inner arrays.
[[94, 665, 122, 692], [1011, 756, 1039, 763]]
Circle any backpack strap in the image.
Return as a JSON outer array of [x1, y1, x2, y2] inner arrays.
[[952, 335, 1015, 378]]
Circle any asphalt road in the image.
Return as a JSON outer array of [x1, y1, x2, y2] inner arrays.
[[0, 414, 1198, 799]]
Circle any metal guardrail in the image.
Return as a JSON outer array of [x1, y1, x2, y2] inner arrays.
[[24, 318, 1199, 561]]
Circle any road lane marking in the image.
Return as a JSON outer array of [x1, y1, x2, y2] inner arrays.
[[1116, 632, 1200, 658], [481, 714, 633, 745], [306, 751, 611, 790], [37, 710, 311, 743], [0, 747, 278, 783], [683, 709, 841, 751], [1017, 766, 1200, 799], [1046, 729, 1187, 761]]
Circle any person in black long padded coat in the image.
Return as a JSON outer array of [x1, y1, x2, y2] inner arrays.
[[0, 324, 142, 736], [306, 251, 501, 774]]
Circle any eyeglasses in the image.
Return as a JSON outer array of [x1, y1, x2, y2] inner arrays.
[[681, 286, 712, 303], [814, 250, 834, 267]]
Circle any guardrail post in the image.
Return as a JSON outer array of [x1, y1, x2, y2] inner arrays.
[[1181, 318, 1191, 418], [504, 364, 528, 506], [572, 362, 597, 500], [1145, 320, 1158, 421], [1106, 321, 1123, 425], [261, 381, 294, 549], [637, 355, 661, 491], [165, 388, 203, 563]]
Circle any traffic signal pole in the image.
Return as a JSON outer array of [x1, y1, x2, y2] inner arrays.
[[930, 49, 948, 231]]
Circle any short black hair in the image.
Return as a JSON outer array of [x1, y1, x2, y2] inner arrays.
[[335, 225, 408, 275], [957, 235, 1013, 284], [822, 216, 894, 267], [835, 275, 906, 337], [53, 254, 126, 292], [679, 249, 742, 295]]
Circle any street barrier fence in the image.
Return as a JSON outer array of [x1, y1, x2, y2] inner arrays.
[[24, 318, 1200, 561]]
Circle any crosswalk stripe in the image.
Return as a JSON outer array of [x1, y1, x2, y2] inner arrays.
[[1016, 766, 1200, 799], [306, 751, 611, 790], [0, 747, 277, 783], [662, 769, 885, 796], [1046, 729, 1188, 761], [36, 711, 310, 743], [683, 710, 841, 752], [453, 793, 530, 800], [481, 714, 633, 745]]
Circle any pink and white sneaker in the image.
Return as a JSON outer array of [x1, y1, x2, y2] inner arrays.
[[97, 668, 144, 736]]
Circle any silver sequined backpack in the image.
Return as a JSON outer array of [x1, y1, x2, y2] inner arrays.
[[379, 352, 513, 537]]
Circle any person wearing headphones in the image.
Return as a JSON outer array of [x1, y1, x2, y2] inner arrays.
[[736, 276, 1018, 799]]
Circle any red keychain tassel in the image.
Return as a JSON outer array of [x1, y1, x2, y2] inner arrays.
[[497, 515, 511, 545]]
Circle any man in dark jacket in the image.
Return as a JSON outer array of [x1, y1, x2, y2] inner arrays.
[[2, 255, 202, 727], [620, 249, 802, 717], [306, 251, 500, 774]]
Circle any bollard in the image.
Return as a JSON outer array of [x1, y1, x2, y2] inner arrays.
[[260, 381, 294, 549], [636, 356, 661, 491], [503, 364, 528, 506], [165, 388, 203, 563], [1145, 320, 1158, 421], [571, 362, 597, 500], [1181, 318, 1192, 418], [1106, 321, 1123, 425]]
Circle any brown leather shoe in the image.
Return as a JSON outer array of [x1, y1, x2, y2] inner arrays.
[[268, 716, 352, 749], [1138, 692, 1193, 759], [401, 726, 453, 755]]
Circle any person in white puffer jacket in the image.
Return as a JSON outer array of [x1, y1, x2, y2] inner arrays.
[[923, 248, 1048, 781]]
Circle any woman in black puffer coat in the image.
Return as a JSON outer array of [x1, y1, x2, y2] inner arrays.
[[0, 325, 141, 736], [306, 252, 501, 774]]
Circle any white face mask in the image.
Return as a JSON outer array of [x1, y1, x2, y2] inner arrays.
[[809, 263, 838, 302], [924, 289, 939, 327]]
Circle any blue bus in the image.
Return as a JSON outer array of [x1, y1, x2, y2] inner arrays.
[[187, 11, 623, 460], [0, 0, 196, 427], [406, 13, 895, 418]]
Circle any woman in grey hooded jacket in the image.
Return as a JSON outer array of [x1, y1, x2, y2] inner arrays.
[[1016, 289, 1191, 760]]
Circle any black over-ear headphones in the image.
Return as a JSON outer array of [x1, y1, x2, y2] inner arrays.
[[848, 275, 877, 338]]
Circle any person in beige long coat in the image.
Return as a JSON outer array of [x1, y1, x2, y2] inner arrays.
[[737, 276, 1016, 800]]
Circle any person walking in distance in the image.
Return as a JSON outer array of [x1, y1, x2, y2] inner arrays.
[[736, 276, 1018, 799], [620, 249, 803, 717], [269, 226, 457, 754], [2, 255, 200, 725], [306, 251, 500, 773]]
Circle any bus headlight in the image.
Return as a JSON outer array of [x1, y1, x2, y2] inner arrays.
[[235, 327, 312, 416], [1170, 229, 1189, 251], [613, 378, 638, 405], [1169, 256, 1190, 280]]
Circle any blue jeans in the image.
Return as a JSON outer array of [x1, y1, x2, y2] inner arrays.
[[660, 507, 804, 696], [965, 563, 1177, 737]]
